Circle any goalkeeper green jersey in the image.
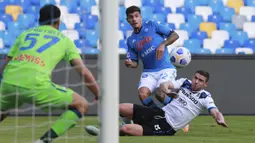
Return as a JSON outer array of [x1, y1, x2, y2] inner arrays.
[[2, 25, 81, 89]]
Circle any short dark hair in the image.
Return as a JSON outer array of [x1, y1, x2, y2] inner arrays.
[[195, 70, 210, 82], [126, 6, 141, 17], [39, 4, 61, 25]]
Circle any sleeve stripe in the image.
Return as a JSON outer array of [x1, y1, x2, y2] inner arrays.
[[208, 106, 217, 113]]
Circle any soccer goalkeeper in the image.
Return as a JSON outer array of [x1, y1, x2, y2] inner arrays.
[[0, 4, 99, 143]]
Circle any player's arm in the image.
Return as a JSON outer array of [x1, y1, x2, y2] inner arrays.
[[152, 21, 179, 59], [0, 56, 12, 78], [210, 108, 228, 128], [202, 94, 228, 128], [159, 78, 186, 98], [0, 36, 21, 78], [65, 40, 99, 99], [71, 59, 100, 99], [125, 39, 139, 68]]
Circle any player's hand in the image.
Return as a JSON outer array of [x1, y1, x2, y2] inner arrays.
[[156, 44, 165, 60], [216, 112, 228, 128], [124, 59, 133, 67]]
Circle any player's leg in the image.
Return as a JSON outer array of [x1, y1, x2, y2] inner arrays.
[[31, 84, 88, 143], [155, 69, 177, 106], [0, 82, 24, 122], [138, 72, 158, 108], [120, 124, 143, 136]]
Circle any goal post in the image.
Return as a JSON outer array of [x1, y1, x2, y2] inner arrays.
[[99, 0, 119, 143]]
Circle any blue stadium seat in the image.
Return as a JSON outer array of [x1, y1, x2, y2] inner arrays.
[[119, 21, 132, 36], [40, 0, 56, 7], [247, 0, 255, 7], [191, 31, 208, 44], [197, 0, 209, 6], [119, 40, 128, 50], [251, 16, 255, 22], [243, 40, 255, 48], [59, 22, 66, 31], [176, 7, 191, 21], [80, 14, 98, 29], [219, 23, 236, 38], [215, 48, 235, 54], [0, 14, 13, 23], [23, 5, 40, 14], [164, 23, 175, 30], [187, 15, 204, 29], [60, 0, 78, 6], [74, 39, 92, 48], [184, 0, 199, 13], [0, 2, 7, 14], [80, 0, 96, 12], [119, 6, 126, 22], [141, 6, 154, 21], [0, 48, 10, 54], [0, 31, 4, 39], [30, 0, 40, 6], [143, 0, 163, 7], [3, 31, 15, 48], [184, 39, 201, 50], [180, 23, 197, 36], [208, 14, 223, 28], [193, 48, 212, 54], [208, 0, 224, 14], [151, 13, 165, 23], [69, 7, 86, 16], [154, 7, 171, 15], [85, 30, 98, 47], [231, 31, 249, 46], [7, 21, 21, 30], [75, 22, 86, 30], [17, 14, 36, 29], [220, 7, 235, 22], [82, 47, 99, 54], [224, 40, 240, 49]]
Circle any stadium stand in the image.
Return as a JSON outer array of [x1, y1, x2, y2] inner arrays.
[[0, 0, 254, 54]]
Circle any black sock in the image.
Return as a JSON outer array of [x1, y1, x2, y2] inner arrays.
[[40, 129, 58, 143]]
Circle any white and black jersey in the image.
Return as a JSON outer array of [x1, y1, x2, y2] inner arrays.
[[162, 78, 217, 131]]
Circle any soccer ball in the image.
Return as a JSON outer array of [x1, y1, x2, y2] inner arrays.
[[169, 47, 191, 68]]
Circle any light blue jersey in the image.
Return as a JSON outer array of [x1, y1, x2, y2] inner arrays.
[[127, 20, 175, 72]]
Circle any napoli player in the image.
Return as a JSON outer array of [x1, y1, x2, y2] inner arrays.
[[124, 6, 179, 108], [85, 70, 228, 136]]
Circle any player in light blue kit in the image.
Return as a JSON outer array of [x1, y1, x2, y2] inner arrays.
[[124, 6, 179, 108]]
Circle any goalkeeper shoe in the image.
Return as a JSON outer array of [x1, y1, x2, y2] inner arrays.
[[85, 125, 100, 136]]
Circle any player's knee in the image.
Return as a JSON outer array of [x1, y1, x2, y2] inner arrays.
[[138, 90, 150, 100], [120, 125, 131, 133]]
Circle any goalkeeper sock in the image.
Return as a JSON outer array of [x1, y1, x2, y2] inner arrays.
[[141, 96, 159, 108], [40, 108, 82, 143]]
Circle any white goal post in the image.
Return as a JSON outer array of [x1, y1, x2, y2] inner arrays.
[[99, 0, 119, 143]]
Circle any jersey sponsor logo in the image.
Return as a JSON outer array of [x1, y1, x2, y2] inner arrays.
[[178, 98, 187, 106], [136, 36, 152, 50], [141, 46, 155, 58], [13, 54, 45, 66], [180, 88, 198, 104], [154, 124, 161, 130]]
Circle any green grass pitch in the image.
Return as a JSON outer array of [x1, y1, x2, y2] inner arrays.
[[0, 116, 254, 143]]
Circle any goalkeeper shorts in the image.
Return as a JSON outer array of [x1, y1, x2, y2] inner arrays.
[[0, 82, 74, 112]]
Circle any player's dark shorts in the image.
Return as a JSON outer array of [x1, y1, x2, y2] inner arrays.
[[132, 104, 176, 136]]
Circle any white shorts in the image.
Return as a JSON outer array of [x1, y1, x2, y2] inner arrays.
[[138, 68, 177, 93]]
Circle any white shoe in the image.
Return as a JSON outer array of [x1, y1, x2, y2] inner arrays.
[[34, 140, 44, 143], [85, 125, 100, 136]]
